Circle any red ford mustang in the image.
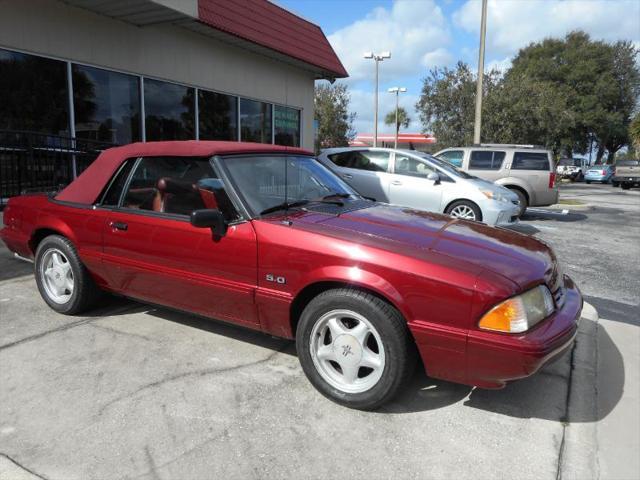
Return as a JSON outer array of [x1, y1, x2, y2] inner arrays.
[[1, 141, 582, 409]]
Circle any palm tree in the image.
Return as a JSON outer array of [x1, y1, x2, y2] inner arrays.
[[384, 107, 410, 137]]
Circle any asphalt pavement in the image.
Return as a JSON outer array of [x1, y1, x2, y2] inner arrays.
[[0, 183, 638, 480]]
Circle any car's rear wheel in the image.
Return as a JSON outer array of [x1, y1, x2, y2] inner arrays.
[[445, 200, 482, 222], [296, 289, 416, 410], [35, 235, 102, 314], [612, 181, 620, 187], [621, 182, 631, 190], [586, 180, 591, 184]]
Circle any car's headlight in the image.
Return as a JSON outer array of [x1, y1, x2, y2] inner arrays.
[[480, 190, 509, 203], [478, 285, 555, 333]]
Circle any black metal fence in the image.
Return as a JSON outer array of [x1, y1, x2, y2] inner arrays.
[[0, 130, 116, 202]]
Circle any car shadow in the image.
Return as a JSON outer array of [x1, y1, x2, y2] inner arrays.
[[0, 250, 33, 282], [87, 299, 623, 424], [522, 210, 588, 222]]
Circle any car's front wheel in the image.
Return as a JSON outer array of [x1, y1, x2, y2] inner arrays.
[[445, 200, 482, 222], [621, 182, 631, 190], [296, 289, 416, 410], [35, 235, 102, 314]]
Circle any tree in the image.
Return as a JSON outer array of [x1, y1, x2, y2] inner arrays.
[[630, 113, 640, 154], [314, 83, 356, 152], [384, 107, 410, 136], [415, 62, 501, 148]]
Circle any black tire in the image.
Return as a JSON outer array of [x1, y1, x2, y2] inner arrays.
[[508, 189, 528, 217], [612, 181, 619, 187], [586, 180, 591, 184], [444, 200, 483, 222], [35, 235, 102, 314], [296, 288, 416, 410], [621, 183, 631, 190]]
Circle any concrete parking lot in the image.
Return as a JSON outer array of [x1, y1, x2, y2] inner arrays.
[[0, 183, 638, 480]]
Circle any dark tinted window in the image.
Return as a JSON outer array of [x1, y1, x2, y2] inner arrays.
[[512, 152, 551, 171], [328, 151, 389, 172], [144, 79, 195, 141], [0, 48, 70, 135], [122, 156, 235, 217], [240, 98, 272, 143], [198, 90, 237, 141], [72, 64, 140, 144], [100, 159, 136, 206], [469, 151, 505, 170], [617, 160, 640, 166], [274, 105, 300, 147], [437, 150, 464, 167]]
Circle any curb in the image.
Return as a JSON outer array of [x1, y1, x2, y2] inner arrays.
[[581, 301, 598, 322]]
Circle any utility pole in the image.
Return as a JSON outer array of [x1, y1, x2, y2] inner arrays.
[[364, 51, 391, 147], [473, 0, 488, 145], [388, 87, 407, 149]]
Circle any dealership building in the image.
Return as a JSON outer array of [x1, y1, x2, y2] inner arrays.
[[0, 0, 347, 199]]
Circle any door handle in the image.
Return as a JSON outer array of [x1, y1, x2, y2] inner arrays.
[[391, 180, 403, 186], [109, 221, 128, 231], [342, 173, 353, 179]]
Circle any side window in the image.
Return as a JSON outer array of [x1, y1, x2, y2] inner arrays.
[[437, 150, 464, 168], [512, 152, 551, 171], [121, 156, 239, 219], [394, 154, 435, 178], [469, 151, 505, 170], [328, 151, 389, 172], [100, 159, 136, 206]]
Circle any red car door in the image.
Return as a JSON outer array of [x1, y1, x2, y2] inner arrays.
[[101, 156, 259, 328]]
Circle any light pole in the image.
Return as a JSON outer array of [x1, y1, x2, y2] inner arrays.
[[364, 51, 391, 147], [473, 0, 488, 145], [388, 87, 407, 149]]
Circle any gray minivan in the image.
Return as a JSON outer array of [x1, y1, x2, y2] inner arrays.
[[435, 144, 559, 216]]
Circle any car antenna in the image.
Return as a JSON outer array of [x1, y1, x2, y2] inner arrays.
[[283, 157, 292, 226]]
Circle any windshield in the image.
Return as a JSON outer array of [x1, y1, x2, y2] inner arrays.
[[220, 155, 360, 216], [412, 151, 474, 179]]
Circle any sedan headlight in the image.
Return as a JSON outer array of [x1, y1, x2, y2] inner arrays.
[[480, 190, 510, 203], [478, 285, 555, 333]]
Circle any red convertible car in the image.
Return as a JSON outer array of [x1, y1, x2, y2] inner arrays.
[[1, 141, 583, 409]]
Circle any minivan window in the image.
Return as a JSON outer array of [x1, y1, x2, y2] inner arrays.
[[437, 150, 464, 167], [469, 151, 505, 170], [512, 152, 551, 171], [328, 151, 390, 172]]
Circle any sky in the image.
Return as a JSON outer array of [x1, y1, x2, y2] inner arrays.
[[277, 0, 640, 136]]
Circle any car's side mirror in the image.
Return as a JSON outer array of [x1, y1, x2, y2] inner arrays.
[[427, 172, 440, 184], [191, 209, 227, 237]]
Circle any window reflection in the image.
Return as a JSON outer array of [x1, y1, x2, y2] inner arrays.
[[0, 48, 69, 136], [199, 90, 237, 140], [72, 64, 140, 144], [240, 98, 272, 143], [144, 79, 194, 141], [274, 105, 300, 147]]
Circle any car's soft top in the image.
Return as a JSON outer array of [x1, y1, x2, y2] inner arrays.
[[55, 140, 312, 205]]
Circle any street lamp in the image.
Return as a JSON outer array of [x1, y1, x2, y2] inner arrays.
[[364, 51, 391, 147], [388, 87, 407, 149]]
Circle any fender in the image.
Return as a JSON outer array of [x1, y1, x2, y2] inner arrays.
[[495, 177, 533, 202]]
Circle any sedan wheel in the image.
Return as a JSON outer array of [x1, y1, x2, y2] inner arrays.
[[310, 309, 385, 394], [445, 200, 482, 222], [449, 204, 477, 220], [40, 248, 74, 304]]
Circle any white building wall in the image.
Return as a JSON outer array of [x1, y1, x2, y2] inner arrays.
[[0, 0, 315, 149]]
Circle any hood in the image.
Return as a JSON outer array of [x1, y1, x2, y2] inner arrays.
[[293, 203, 554, 289], [466, 178, 519, 201]]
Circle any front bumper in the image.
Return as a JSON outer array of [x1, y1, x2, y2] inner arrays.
[[482, 200, 520, 226], [465, 275, 582, 388], [409, 275, 583, 389], [613, 176, 640, 185]]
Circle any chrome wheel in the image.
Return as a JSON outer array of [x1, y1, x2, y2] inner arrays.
[[449, 204, 477, 220], [39, 248, 74, 304], [309, 309, 385, 394]]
